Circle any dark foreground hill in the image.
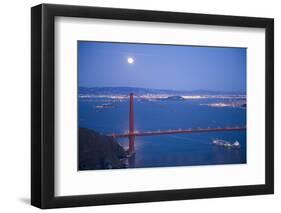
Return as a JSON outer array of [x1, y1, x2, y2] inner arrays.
[[78, 128, 127, 170]]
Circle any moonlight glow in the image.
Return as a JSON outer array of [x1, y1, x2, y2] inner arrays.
[[127, 57, 134, 64]]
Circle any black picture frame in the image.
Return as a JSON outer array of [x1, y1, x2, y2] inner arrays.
[[31, 3, 274, 209]]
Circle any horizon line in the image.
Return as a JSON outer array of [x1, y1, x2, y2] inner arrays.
[[79, 86, 246, 94]]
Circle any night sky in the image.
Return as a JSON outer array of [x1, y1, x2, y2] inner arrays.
[[78, 41, 246, 93]]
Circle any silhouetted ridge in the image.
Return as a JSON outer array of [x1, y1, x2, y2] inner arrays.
[[79, 128, 127, 170]]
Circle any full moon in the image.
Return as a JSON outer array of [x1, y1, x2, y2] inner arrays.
[[127, 57, 134, 64]]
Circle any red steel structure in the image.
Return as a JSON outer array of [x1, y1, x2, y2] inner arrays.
[[109, 93, 246, 154], [128, 93, 135, 153]]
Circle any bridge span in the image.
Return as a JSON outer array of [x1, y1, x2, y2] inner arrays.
[[108, 127, 246, 138], [106, 93, 246, 154]]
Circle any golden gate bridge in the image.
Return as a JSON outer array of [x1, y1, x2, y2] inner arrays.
[[108, 93, 246, 154]]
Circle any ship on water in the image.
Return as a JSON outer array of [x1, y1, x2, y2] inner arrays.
[[212, 139, 240, 149], [95, 103, 115, 109]]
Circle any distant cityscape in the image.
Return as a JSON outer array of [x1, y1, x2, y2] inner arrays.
[[79, 86, 246, 109]]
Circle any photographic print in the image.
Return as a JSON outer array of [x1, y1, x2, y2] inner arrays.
[[78, 41, 247, 171]]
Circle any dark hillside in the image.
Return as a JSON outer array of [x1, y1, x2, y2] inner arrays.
[[79, 128, 127, 170]]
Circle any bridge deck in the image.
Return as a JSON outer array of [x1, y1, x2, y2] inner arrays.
[[108, 127, 246, 138]]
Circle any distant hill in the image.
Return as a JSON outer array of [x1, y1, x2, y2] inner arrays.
[[165, 96, 185, 101], [79, 86, 245, 96]]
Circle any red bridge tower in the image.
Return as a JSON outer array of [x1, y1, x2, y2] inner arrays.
[[128, 93, 135, 154]]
